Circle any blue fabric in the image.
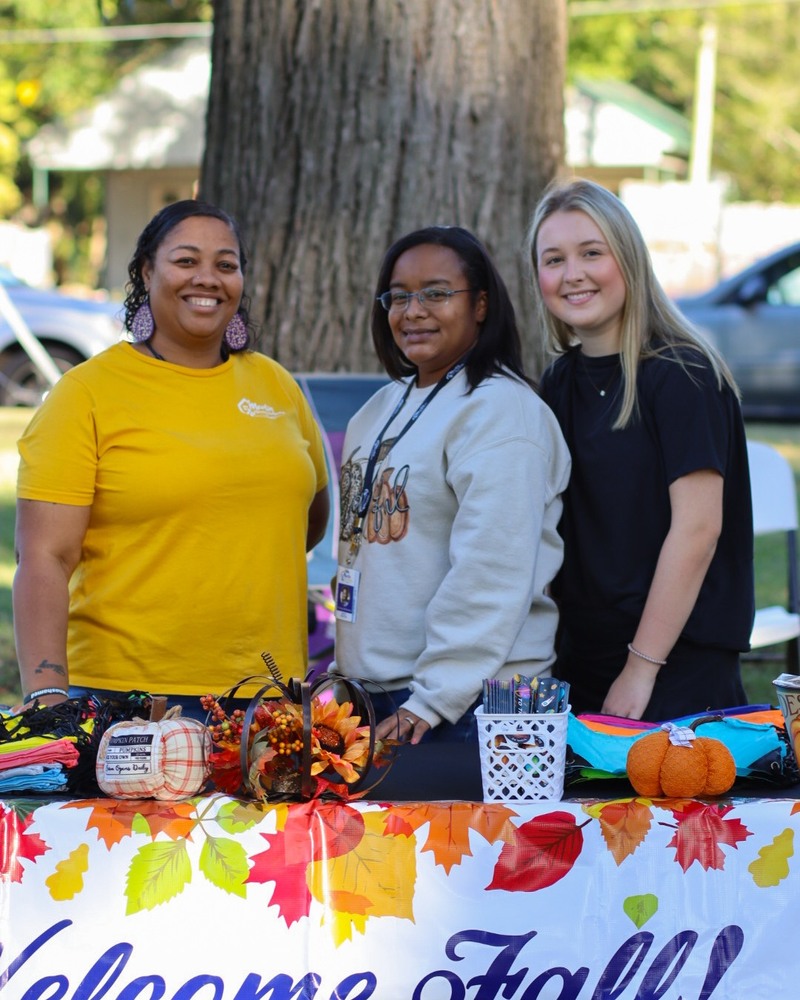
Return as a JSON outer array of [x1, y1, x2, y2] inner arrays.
[[0, 763, 68, 793], [566, 709, 798, 787]]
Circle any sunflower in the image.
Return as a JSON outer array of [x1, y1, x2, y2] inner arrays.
[[309, 697, 372, 784]]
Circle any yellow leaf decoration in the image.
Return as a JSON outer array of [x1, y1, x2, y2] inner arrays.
[[125, 840, 192, 914], [46, 843, 90, 901], [212, 798, 264, 835], [199, 836, 249, 897], [308, 810, 418, 946], [748, 828, 794, 888]]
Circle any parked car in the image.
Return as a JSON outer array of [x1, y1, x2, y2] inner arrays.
[[0, 266, 123, 406], [673, 242, 800, 420]]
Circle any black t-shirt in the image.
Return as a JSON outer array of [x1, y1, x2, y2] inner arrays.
[[540, 345, 755, 652]]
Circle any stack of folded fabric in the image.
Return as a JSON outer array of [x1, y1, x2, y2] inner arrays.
[[0, 692, 153, 796], [0, 734, 80, 793]]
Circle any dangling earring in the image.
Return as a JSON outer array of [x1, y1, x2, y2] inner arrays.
[[131, 301, 154, 342], [224, 312, 248, 350]]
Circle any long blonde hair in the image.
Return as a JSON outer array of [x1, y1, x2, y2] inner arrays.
[[525, 178, 738, 429]]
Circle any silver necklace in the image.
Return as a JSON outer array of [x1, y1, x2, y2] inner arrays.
[[580, 354, 618, 397]]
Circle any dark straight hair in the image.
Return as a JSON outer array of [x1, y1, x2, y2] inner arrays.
[[370, 226, 532, 391]]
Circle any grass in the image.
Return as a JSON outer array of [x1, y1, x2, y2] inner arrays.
[[0, 409, 31, 705], [0, 411, 796, 709]]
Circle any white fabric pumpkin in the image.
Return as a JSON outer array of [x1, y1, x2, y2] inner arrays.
[[96, 704, 211, 800]]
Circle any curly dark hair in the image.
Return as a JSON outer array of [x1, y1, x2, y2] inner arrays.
[[123, 199, 254, 354], [371, 225, 532, 392]]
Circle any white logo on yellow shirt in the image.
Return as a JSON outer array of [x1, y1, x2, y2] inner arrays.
[[238, 398, 285, 419]]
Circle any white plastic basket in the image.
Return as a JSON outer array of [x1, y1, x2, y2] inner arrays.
[[474, 704, 569, 802]]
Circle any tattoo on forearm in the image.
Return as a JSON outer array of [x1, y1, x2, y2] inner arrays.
[[34, 659, 66, 678]]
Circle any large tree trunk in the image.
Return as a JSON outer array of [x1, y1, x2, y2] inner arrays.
[[200, 0, 566, 374]]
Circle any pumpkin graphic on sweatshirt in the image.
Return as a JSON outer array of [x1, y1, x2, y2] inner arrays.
[[366, 467, 409, 544]]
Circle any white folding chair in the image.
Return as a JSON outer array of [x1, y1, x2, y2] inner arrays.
[[747, 440, 800, 670]]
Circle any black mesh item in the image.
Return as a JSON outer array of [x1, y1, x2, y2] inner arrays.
[[0, 691, 152, 797]]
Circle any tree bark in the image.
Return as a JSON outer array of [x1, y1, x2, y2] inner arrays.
[[201, 0, 566, 374]]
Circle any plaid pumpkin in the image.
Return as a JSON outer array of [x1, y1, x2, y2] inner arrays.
[[95, 716, 211, 800]]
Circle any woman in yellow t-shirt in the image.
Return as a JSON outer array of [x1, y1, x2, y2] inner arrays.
[[13, 200, 329, 717]]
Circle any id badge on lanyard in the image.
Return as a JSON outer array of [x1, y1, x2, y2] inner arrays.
[[334, 566, 360, 622], [335, 358, 467, 624]]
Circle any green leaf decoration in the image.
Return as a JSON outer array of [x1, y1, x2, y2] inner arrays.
[[125, 841, 192, 915], [10, 799, 41, 824], [623, 893, 658, 929], [213, 799, 263, 836], [132, 813, 152, 837], [199, 836, 249, 898]]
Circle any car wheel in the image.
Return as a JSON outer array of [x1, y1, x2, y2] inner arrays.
[[0, 344, 85, 406]]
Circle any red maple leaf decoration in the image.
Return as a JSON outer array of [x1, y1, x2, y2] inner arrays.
[[666, 801, 752, 872], [0, 804, 50, 883], [487, 810, 588, 892], [207, 746, 243, 795], [247, 802, 365, 924]]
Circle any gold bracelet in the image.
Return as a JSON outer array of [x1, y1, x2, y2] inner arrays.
[[627, 643, 667, 666]]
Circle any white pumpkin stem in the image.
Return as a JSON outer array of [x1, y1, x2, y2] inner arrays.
[[661, 713, 725, 747], [661, 721, 696, 747]]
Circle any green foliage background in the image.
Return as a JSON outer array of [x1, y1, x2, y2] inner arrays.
[[1, 2, 799, 285], [0, 0, 211, 283], [568, 2, 800, 203]]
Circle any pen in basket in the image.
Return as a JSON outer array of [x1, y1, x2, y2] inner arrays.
[[482, 676, 570, 714]]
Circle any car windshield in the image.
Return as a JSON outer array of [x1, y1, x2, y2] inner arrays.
[[769, 266, 800, 306]]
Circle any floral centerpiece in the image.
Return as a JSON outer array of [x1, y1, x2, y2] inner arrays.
[[201, 654, 394, 802]]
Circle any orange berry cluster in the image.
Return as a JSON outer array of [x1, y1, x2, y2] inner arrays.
[[200, 694, 245, 745], [267, 707, 303, 756]]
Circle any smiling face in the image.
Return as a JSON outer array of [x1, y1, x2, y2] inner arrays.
[[387, 243, 487, 386], [142, 215, 243, 357], [535, 208, 627, 356]]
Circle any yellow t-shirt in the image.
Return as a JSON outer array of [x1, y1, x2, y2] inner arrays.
[[17, 343, 328, 697]]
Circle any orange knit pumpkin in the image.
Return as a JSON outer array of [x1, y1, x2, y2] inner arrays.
[[626, 716, 736, 798]]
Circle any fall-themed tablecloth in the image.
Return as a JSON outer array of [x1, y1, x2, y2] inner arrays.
[[2, 793, 799, 998]]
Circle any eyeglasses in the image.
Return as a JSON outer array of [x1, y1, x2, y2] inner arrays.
[[377, 287, 472, 312]]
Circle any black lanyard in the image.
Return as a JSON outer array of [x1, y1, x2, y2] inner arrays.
[[355, 359, 467, 521]]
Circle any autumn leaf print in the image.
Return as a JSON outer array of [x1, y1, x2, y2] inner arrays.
[[623, 893, 658, 929], [308, 811, 418, 945], [487, 810, 590, 892], [46, 843, 90, 900], [665, 801, 752, 871], [199, 835, 250, 897], [588, 798, 654, 865], [63, 797, 198, 848], [384, 802, 518, 874], [0, 803, 50, 882], [248, 827, 314, 926], [748, 828, 794, 887], [125, 840, 193, 914]]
